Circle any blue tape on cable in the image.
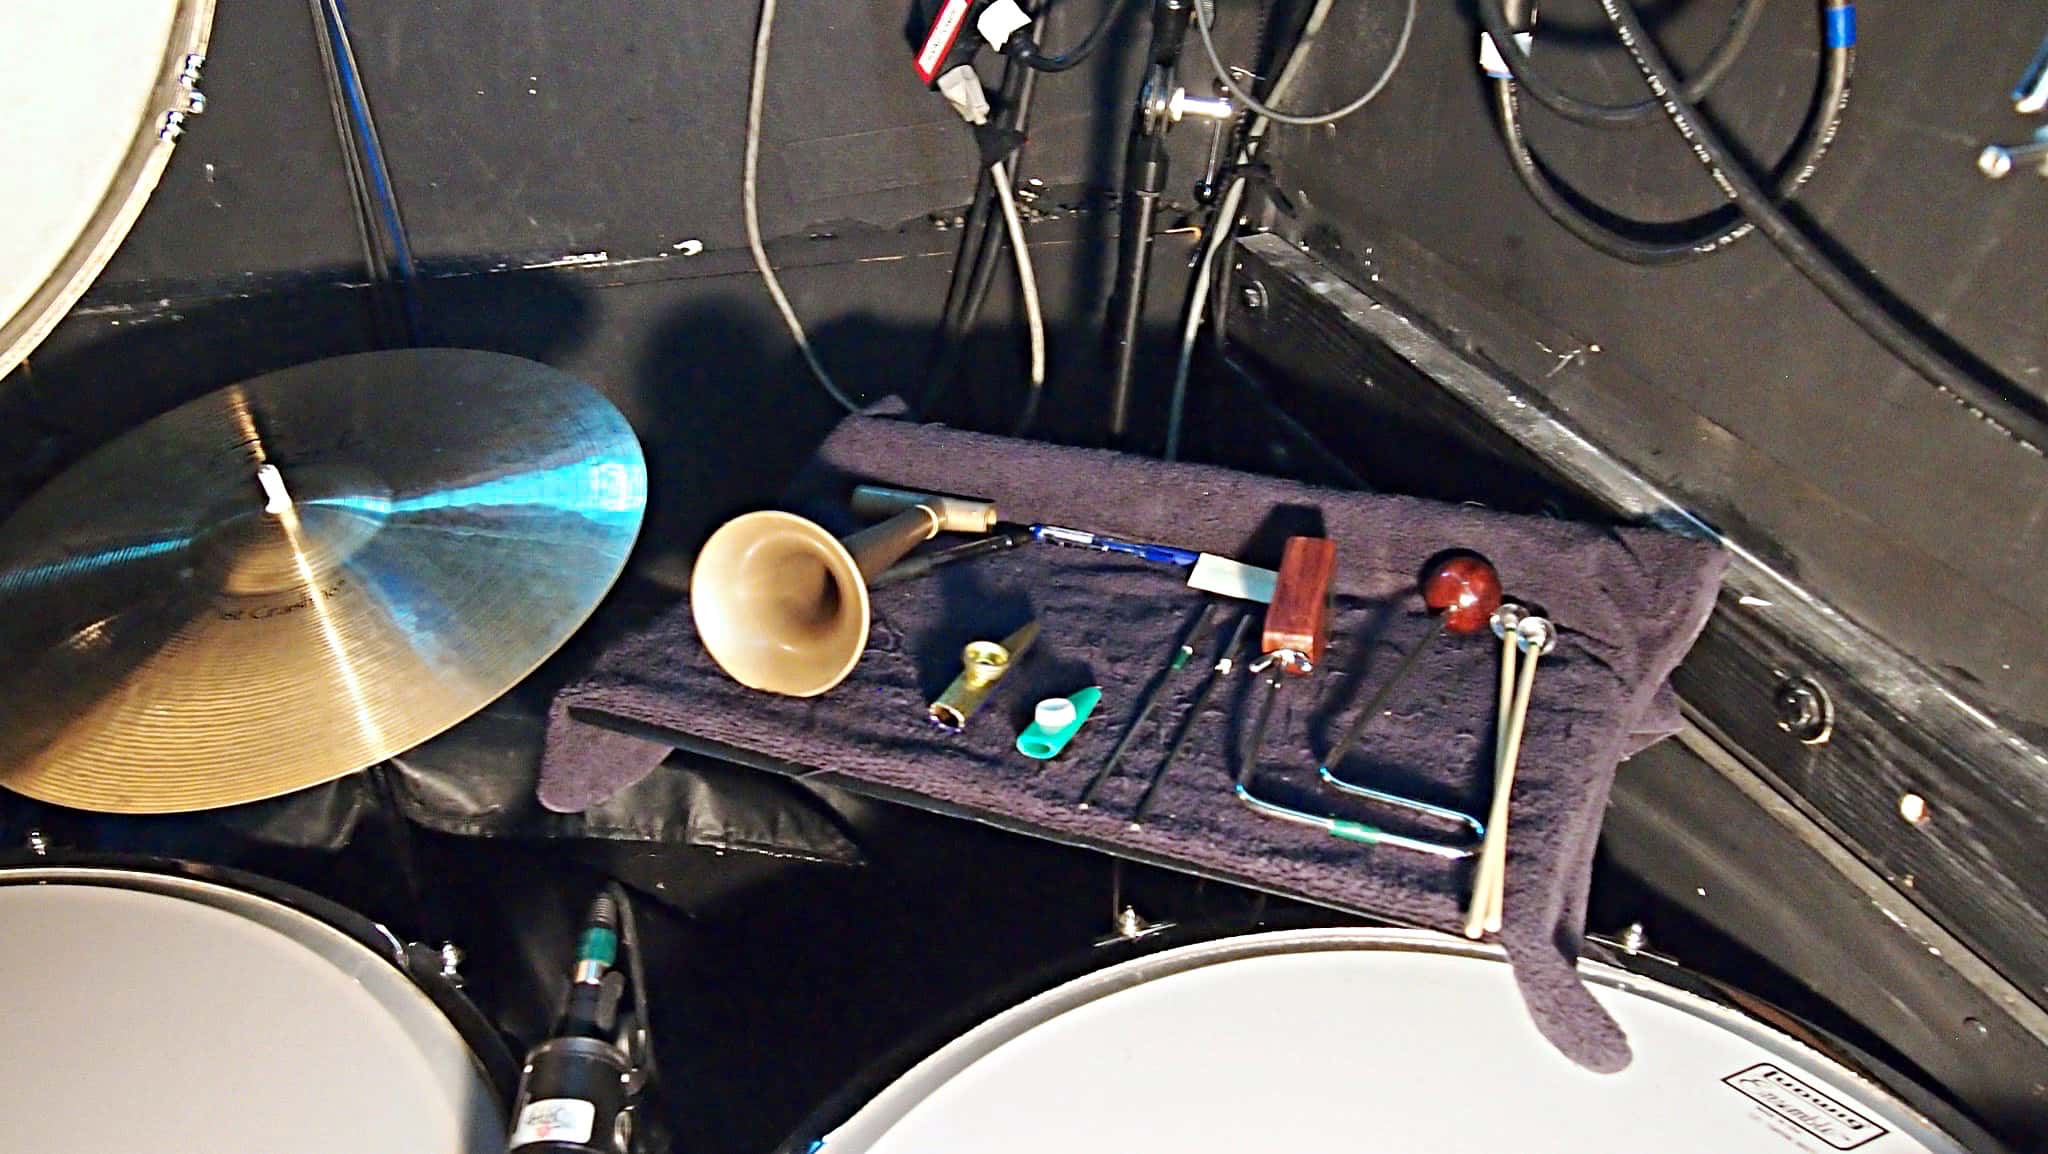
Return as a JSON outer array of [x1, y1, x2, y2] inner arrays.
[[1825, 4, 1856, 49]]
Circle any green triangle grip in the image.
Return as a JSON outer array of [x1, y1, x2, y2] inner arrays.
[[1016, 687, 1103, 760], [1329, 819, 1386, 846]]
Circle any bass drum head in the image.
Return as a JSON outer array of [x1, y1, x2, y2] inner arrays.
[[0, 0, 212, 377], [817, 929, 1971, 1154], [0, 867, 504, 1153]]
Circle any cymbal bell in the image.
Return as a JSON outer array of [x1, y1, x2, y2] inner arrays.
[[0, 349, 646, 813]]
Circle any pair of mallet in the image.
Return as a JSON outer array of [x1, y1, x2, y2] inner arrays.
[[1463, 601, 1553, 938]]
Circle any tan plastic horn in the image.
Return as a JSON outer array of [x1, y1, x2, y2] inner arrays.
[[689, 506, 941, 696]]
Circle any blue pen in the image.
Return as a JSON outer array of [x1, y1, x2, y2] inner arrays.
[[1031, 524, 1202, 567]]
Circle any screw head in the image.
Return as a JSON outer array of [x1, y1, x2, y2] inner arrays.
[[1239, 281, 1267, 312], [1899, 793, 1930, 825], [1773, 677, 1833, 744]]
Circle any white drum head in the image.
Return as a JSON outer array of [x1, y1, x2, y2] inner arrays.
[[820, 929, 1968, 1154], [0, 0, 211, 376], [0, 870, 502, 1153]]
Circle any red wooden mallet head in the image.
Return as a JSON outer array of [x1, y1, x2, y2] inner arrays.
[[1421, 552, 1503, 635]]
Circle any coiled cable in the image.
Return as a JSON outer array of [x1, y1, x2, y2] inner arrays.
[[1590, 0, 2048, 455], [1490, 0, 1852, 264]]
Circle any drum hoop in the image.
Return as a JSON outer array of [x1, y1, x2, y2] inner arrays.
[[0, 0, 217, 379], [803, 927, 1976, 1153], [0, 857, 516, 1102]]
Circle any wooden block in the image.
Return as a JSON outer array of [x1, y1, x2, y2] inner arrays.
[[1262, 537, 1335, 675]]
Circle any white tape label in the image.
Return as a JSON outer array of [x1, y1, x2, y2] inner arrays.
[[916, 0, 975, 83], [510, 1098, 597, 1148], [977, 0, 1031, 52]]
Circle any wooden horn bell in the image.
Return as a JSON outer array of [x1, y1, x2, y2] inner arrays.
[[689, 506, 940, 697]]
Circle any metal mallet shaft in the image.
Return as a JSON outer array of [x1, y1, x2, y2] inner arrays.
[[1131, 612, 1256, 826], [1079, 600, 1221, 807]]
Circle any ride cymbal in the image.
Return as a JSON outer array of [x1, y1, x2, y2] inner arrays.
[[0, 349, 646, 812]]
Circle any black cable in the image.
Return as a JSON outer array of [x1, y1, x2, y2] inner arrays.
[[1011, 0, 1139, 72], [1492, 0, 1850, 265], [1622, 0, 1764, 114], [918, 51, 1033, 416], [955, 201, 1008, 363], [604, 881, 658, 1092], [926, 192, 1007, 410], [927, 0, 1138, 427], [920, 172, 1000, 416], [1481, 0, 1763, 130], [1195, 0, 1417, 126], [1595, 0, 2048, 457], [924, 10, 1047, 430]]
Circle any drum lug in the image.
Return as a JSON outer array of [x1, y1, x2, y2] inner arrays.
[[23, 828, 48, 856], [1587, 921, 1677, 966], [157, 54, 208, 142], [437, 941, 466, 987], [1618, 922, 1647, 954], [1094, 905, 1175, 947], [400, 938, 468, 986]]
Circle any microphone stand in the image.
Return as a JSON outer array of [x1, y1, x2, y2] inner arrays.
[[1104, 0, 1192, 445]]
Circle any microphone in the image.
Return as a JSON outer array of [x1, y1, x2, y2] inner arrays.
[[506, 894, 635, 1153]]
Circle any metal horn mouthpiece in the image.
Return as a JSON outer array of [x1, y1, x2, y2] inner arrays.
[[850, 485, 999, 533]]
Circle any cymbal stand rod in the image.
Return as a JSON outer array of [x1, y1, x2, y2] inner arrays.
[[368, 762, 440, 940]]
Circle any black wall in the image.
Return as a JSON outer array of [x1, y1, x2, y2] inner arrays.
[[1261, 0, 2048, 728], [9, 1, 2037, 723]]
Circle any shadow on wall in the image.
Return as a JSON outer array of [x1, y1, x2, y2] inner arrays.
[[0, 230, 1219, 569], [595, 298, 1217, 587], [0, 268, 598, 516]]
